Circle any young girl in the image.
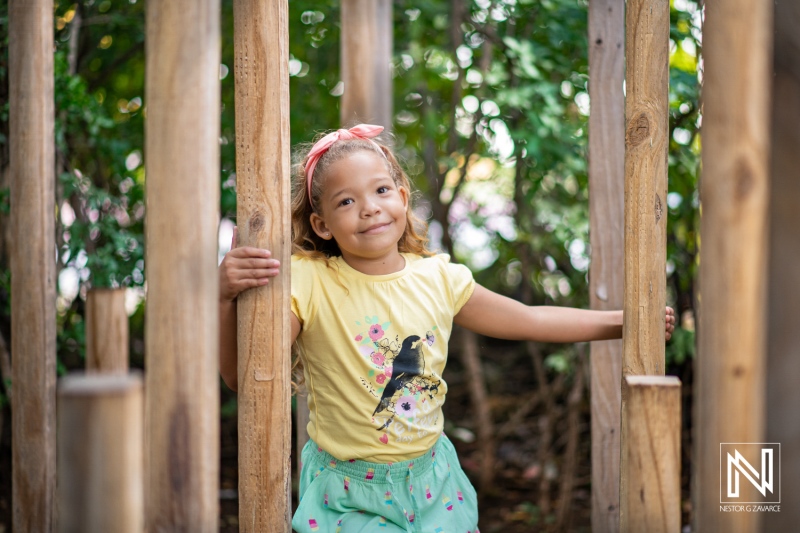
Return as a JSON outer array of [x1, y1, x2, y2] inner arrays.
[[219, 124, 675, 532]]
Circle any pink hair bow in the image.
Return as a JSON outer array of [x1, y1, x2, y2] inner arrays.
[[304, 124, 385, 209]]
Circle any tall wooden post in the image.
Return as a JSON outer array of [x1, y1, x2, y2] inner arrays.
[[144, 0, 220, 530], [693, 0, 772, 531], [588, 0, 625, 530], [57, 374, 144, 533], [622, 376, 681, 532], [233, 0, 292, 530], [8, 0, 57, 530], [619, 0, 669, 531], [340, 0, 393, 128], [766, 0, 800, 528], [86, 288, 129, 374]]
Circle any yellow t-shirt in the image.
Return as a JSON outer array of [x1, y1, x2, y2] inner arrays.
[[291, 253, 475, 463]]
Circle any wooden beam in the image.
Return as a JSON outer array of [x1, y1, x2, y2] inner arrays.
[[588, 0, 625, 530], [693, 0, 772, 530], [766, 1, 800, 529], [8, 0, 57, 530], [144, 0, 220, 529], [232, 0, 292, 530], [340, 0, 393, 129], [622, 375, 681, 533], [58, 373, 144, 533], [619, 1, 669, 530], [86, 288, 129, 374]]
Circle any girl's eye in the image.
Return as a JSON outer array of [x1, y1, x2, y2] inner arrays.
[[377, 186, 389, 194], [339, 198, 353, 207]]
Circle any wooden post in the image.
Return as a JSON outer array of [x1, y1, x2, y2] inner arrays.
[[622, 376, 681, 532], [86, 288, 129, 374], [340, 0, 393, 129], [8, 0, 57, 530], [588, 0, 625, 530], [619, 1, 669, 530], [144, 0, 220, 530], [57, 373, 144, 533], [693, 0, 772, 531], [766, 0, 800, 528], [232, 0, 292, 530]]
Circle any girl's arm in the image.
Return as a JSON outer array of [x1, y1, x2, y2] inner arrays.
[[454, 284, 675, 343], [218, 228, 299, 391]]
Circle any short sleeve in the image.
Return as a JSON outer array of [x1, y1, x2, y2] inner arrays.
[[290, 255, 318, 327], [441, 255, 475, 314]]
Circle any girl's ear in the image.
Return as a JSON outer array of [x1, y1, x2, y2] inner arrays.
[[399, 186, 409, 210], [310, 213, 334, 240]]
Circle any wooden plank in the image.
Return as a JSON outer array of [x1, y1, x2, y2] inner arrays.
[[765, 0, 798, 530], [340, 0, 393, 129], [8, 0, 57, 530], [693, 0, 772, 531], [619, 1, 669, 530], [144, 0, 220, 530], [622, 375, 681, 533], [232, 0, 292, 530], [86, 288, 129, 374], [587, 0, 625, 530], [58, 373, 144, 533]]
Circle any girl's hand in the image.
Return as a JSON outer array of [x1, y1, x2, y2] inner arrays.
[[219, 226, 281, 303], [665, 306, 676, 341]]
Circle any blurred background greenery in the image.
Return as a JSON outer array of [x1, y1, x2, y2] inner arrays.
[[0, 0, 701, 530]]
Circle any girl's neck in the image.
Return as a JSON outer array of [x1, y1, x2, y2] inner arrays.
[[340, 249, 406, 276]]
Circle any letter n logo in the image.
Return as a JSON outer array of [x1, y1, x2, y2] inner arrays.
[[720, 443, 780, 504]]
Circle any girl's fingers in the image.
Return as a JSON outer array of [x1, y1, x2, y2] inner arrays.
[[239, 268, 280, 278], [232, 258, 280, 270], [227, 246, 273, 260]]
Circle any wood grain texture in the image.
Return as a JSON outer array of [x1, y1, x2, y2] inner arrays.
[[144, 0, 220, 530], [57, 374, 144, 533], [9, 0, 57, 530], [693, 1, 772, 532], [340, 0, 393, 129], [86, 288, 129, 374], [619, 2, 669, 530], [622, 376, 681, 533], [766, 2, 800, 529], [233, 0, 292, 530], [587, 0, 625, 530], [622, 0, 668, 377]]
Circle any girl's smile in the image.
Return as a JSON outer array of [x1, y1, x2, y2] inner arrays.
[[310, 151, 409, 274]]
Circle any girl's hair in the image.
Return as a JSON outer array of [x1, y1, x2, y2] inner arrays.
[[290, 135, 433, 260]]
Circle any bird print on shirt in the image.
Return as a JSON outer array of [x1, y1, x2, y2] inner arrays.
[[354, 317, 442, 436], [373, 335, 425, 417], [372, 334, 441, 431]]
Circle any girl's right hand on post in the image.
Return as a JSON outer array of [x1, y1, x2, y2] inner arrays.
[[219, 226, 281, 302]]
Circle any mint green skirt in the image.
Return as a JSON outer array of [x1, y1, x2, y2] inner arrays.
[[291, 433, 479, 533]]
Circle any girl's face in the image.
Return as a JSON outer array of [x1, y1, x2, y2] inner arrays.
[[310, 151, 409, 266]]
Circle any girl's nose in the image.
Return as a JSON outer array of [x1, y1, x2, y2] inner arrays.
[[362, 198, 381, 216]]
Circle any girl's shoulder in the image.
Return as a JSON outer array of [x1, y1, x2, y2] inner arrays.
[[407, 252, 459, 270]]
